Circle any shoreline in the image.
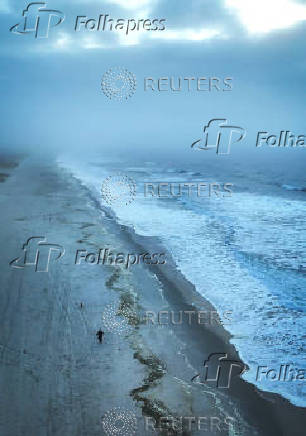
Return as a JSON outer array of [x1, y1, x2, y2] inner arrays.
[[0, 153, 304, 436], [66, 162, 306, 435]]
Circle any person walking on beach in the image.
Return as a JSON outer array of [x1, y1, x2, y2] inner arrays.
[[96, 329, 104, 344]]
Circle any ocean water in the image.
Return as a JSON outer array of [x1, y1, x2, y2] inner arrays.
[[58, 154, 306, 407]]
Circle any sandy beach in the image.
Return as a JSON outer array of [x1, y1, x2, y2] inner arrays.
[[0, 153, 305, 436]]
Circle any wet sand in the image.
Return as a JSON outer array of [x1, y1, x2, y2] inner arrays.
[[0, 154, 305, 436]]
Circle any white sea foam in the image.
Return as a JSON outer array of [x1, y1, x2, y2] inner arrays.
[[58, 156, 306, 407]]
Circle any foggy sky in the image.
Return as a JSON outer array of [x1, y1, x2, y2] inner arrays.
[[0, 0, 306, 165]]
